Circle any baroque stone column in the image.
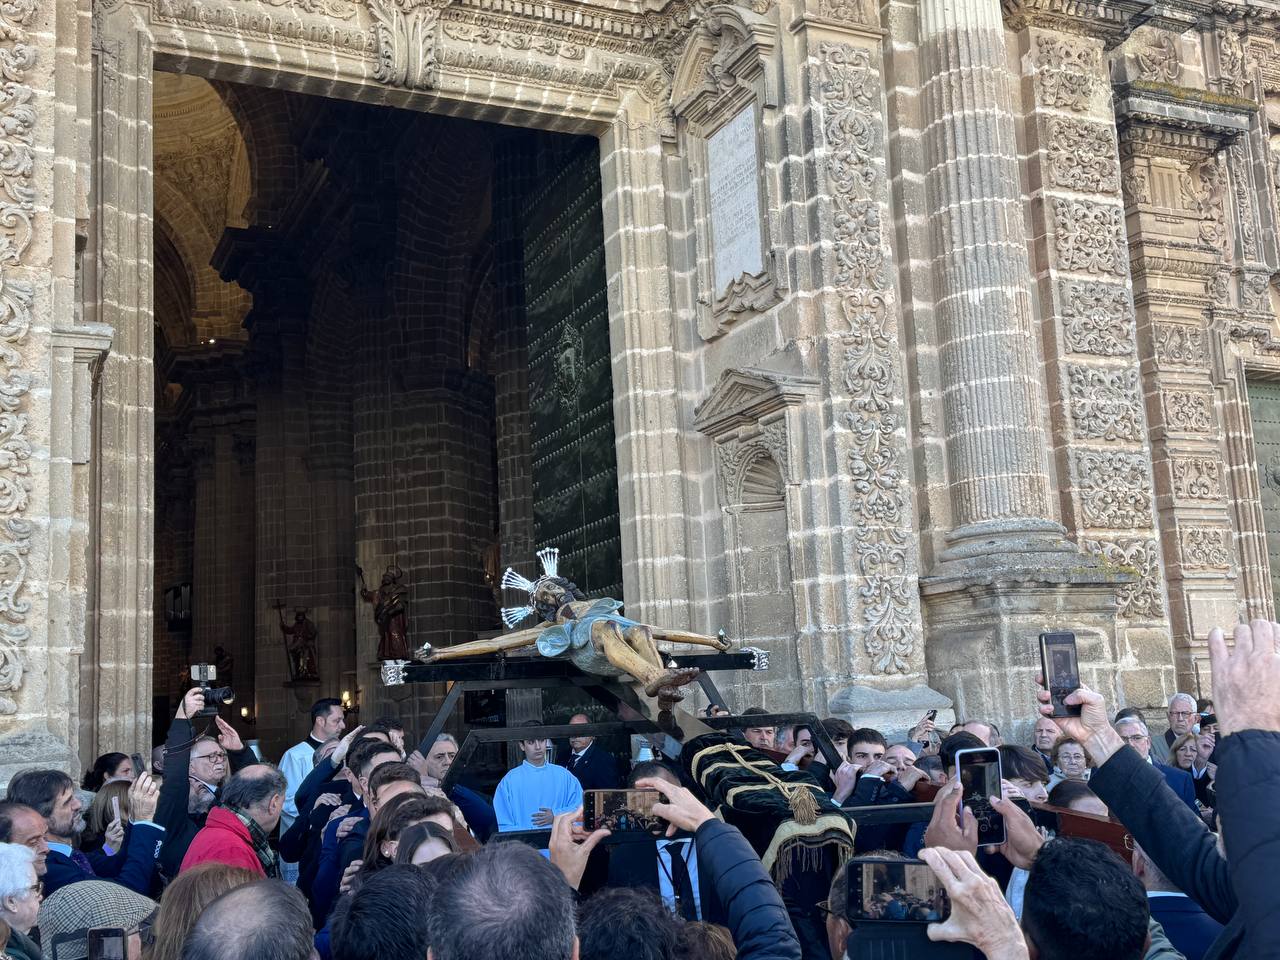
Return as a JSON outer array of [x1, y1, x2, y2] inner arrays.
[[918, 0, 1068, 559], [916, 0, 1131, 730]]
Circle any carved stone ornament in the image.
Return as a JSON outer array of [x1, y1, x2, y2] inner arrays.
[[1163, 388, 1214, 434], [1053, 199, 1127, 277], [1033, 35, 1100, 112], [1153, 322, 1207, 367], [1170, 457, 1224, 501], [1075, 450, 1152, 529], [440, 21, 585, 59], [1133, 33, 1181, 83], [1179, 526, 1232, 570], [248, 0, 358, 19], [1082, 538, 1165, 621], [819, 42, 918, 676], [1179, 157, 1227, 253], [1122, 167, 1151, 205], [367, 0, 454, 90], [1216, 29, 1254, 97], [1045, 118, 1120, 194], [0, 0, 37, 714], [1060, 280, 1134, 357], [1067, 365, 1144, 441], [1239, 270, 1271, 314], [1228, 144, 1259, 263]]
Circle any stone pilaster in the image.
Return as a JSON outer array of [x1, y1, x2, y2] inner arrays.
[[1013, 24, 1179, 709], [915, 0, 1132, 732]]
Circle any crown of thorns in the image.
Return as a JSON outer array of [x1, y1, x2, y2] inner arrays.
[[500, 547, 574, 628]]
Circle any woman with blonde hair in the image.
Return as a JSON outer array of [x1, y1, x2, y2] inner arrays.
[[142, 862, 257, 960], [80, 779, 132, 857]]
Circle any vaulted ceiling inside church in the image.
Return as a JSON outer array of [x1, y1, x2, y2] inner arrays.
[[153, 72, 253, 348]]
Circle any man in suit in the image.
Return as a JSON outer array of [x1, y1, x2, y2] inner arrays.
[[561, 714, 621, 792], [1115, 717, 1198, 813], [1038, 681, 1241, 960], [605, 761, 723, 924], [1152, 693, 1198, 764], [5, 770, 162, 897], [1132, 840, 1223, 960]]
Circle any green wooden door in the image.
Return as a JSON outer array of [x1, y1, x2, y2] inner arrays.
[[521, 137, 623, 599], [1248, 380, 1280, 609]]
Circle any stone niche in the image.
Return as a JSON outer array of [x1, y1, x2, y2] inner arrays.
[[695, 367, 816, 703], [672, 4, 784, 341]]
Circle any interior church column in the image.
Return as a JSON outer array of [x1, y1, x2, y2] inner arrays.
[[916, 0, 1131, 722]]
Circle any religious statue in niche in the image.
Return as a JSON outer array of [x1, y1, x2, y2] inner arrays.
[[423, 548, 733, 705], [274, 602, 320, 682], [357, 565, 412, 661]]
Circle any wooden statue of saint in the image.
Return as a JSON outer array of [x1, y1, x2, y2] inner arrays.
[[357, 565, 412, 661], [275, 602, 320, 681]]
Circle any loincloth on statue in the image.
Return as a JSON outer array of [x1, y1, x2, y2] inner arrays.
[[535, 598, 637, 677], [683, 734, 854, 886]]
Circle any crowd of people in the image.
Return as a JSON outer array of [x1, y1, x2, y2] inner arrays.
[[0, 618, 1272, 960]]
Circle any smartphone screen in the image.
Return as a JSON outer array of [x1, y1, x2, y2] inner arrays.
[[1039, 632, 1082, 718], [847, 858, 951, 922], [582, 789, 662, 834], [88, 928, 126, 960], [956, 747, 1005, 846]]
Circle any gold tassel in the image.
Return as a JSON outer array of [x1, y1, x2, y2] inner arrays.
[[786, 783, 819, 826]]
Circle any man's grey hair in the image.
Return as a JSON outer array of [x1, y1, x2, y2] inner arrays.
[[434, 733, 458, 747], [429, 842, 575, 960], [1115, 717, 1150, 736], [182, 881, 313, 960], [0, 842, 35, 900], [220, 764, 287, 815], [1168, 693, 1196, 712]]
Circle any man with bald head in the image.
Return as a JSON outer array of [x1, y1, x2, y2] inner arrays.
[[560, 713, 621, 791]]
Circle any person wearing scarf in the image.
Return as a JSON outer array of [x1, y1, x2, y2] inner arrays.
[[178, 765, 287, 878]]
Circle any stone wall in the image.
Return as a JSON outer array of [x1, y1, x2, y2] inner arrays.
[[4, 0, 1280, 772]]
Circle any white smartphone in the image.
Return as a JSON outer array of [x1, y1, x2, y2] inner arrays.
[[111, 796, 121, 822]]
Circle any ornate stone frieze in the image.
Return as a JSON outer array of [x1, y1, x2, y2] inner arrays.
[[152, 0, 374, 56], [817, 0, 874, 26], [1053, 199, 1127, 276], [0, 0, 36, 715], [441, 21, 585, 59], [1032, 35, 1100, 112], [1075, 450, 1153, 529], [1045, 118, 1120, 194], [1170, 456, 1224, 501], [818, 42, 917, 676], [1162, 387, 1214, 434], [1060, 280, 1134, 357], [1134, 33, 1181, 83], [1179, 526, 1232, 570], [1067, 365, 1144, 441], [436, 47, 651, 93], [1082, 537, 1165, 620], [247, 0, 358, 19], [1153, 322, 1207, 367]]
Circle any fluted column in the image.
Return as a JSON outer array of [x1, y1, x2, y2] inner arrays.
[[920, 0, 1065, 559]]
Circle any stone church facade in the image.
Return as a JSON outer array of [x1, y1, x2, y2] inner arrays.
[[1, 0, 1277, 771]]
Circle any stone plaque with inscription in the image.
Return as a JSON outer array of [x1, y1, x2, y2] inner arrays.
[[708, 104, 765, 298]]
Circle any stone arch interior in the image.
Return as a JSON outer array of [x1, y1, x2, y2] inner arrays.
[[150, 70, 623, 757]]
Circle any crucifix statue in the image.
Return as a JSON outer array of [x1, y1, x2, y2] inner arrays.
[[423, 548, 731, 705]]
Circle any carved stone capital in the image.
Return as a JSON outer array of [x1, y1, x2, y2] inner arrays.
[[1002, 0, 1152, 46]]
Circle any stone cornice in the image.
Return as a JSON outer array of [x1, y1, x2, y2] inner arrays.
[[1114, 80, 1254, 161], [1002, 0, 1152, 46]]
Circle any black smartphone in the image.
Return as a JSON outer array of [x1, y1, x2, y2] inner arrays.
[[88, 928, 126, 960], [582, 789, 663, 835], [925, 709, 937, 722], [846, 857, 951, 922], [1039, 632, 1082, 718], [956, 747, 1005, 846]]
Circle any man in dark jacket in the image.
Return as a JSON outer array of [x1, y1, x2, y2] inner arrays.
[[604, 761, 724, 924], [1133, 840, 1223, 960], [561, 714, 622, 791], [154, 687, 260, 878], [1080, 718, 1239, 959], [1114, 716, 1198, 813], [6, 770, 162, 898]]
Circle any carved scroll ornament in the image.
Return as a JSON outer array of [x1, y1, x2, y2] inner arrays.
[[367, 0, 453, 90]]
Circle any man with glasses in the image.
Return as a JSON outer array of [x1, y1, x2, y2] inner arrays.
[[1114, 717, 1197, 813], [1153, 693, 1198, 764], [155, 687, 262, 878]]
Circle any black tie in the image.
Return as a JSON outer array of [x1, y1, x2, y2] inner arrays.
[[666, 841, 698, 921], [568, 754, 579, 771]]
